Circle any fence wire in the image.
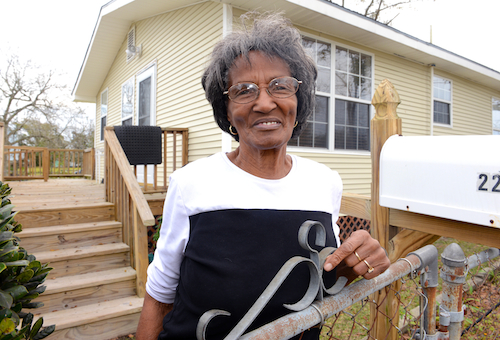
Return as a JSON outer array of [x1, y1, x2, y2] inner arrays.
[[316, 244, 500, 340], [461, 251, 500, 339], [320, 274, 424, 340]]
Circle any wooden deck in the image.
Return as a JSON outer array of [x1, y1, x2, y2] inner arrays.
[[8, 178, 106, 210]]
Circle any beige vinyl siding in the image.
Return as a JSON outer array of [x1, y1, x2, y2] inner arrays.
[[433, 70, 498, 136], [94, 2, 224, 182]]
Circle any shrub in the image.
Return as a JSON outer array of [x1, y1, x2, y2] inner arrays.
[[0, 182, 54, 340]]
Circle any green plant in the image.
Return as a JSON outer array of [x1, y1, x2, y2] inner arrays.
[[0, 182, 54, 339], [153, 216, 162, 243]]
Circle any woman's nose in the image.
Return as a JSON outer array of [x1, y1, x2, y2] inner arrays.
[[253, 88, 277, 113]]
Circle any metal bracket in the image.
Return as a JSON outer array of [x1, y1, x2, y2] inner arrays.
[[439, 305, 465, 326]]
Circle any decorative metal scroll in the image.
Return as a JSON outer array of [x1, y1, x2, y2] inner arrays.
[[196, 220, 348, 340]]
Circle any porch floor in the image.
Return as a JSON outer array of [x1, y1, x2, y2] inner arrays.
[[7, 178, 106, 210]]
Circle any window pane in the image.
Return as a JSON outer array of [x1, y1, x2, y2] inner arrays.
[[335, 47, 348, 72], [335, 125, 345, 149], [348, 75, 360, 98], [299, 123, 313, 147], [315, 96, 329, 123], [358, 103, 370, 127], [361, 54, 371, 78], [346, 101, 358, 126], [317, 67, 331, 93], [334, 100, 370, 151], [100, 116, 106, 141], [358, 128, 369, 150], [346, 127, 357, 150], [302, 37, 316, 60], [122, 118, 133, 126], [349, 51, 360, 75], [335, 99, 346, 125], [360, 77, 371, 100], [493, 98, 500, 133], [314, 123, 328, 148], [335, 72, 347, 96], [317, 42, 331, 67], [139, 77, 151, 126], [434, 101, 450, 124], [434, 76, 451, 101]]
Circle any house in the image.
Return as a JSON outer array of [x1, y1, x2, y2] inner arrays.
[[72, 0, 500, 196]]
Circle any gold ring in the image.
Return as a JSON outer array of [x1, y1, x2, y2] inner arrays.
[[363, 259, 375, 274], [354, 251, 362, 262]]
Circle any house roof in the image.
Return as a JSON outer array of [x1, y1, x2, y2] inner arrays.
[[72, 0, 500, 102]]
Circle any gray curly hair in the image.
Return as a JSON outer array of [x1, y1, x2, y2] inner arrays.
[[201, 12, 317, 141]]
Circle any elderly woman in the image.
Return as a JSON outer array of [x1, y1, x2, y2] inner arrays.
[[137, 12, 390, 340]]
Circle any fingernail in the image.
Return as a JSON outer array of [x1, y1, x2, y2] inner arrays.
[[324, 263, 333, 271]]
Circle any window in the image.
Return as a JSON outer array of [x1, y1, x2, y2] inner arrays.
[[136, 64, 156, 126], [494, 98, 500, 135], [121, 77, 134, 126], [288, 37, 372, 151], [100, 89, 108, 141], [433, 76, 452, 125]]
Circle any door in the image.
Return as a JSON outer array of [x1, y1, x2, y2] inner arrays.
[[136, 64, 156, 185]]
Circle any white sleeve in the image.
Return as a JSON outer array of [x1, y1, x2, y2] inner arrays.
[[146, 174, 190, 304], [331, 171, 343, 247]]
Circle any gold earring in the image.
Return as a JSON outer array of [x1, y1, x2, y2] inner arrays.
[[294, 121, 298, 128], [229, 125, 238, 135]]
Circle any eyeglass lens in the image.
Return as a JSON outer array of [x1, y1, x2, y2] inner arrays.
[[227, 77, 299, 103]]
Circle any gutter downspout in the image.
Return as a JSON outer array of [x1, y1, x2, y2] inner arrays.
[[430, 64, 435, 136]]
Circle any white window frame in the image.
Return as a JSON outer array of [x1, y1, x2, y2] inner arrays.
[[121, 76, 134, 125], [287, 34, 374, 155], [433, 75, 453, 127], [135, 62, 157, 126], [100, 88, 108, 141], [493, 97, 500, 135]]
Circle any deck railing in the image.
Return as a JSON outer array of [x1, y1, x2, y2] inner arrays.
[[3, 145, 95, 181], [131, 127, 189, 193]]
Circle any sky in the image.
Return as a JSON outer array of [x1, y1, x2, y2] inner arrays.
[[1, 0, 499, 117]]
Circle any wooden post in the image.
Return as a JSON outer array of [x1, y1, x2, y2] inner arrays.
[[370, 79, 402, 340], [43, 148, 49, 182]]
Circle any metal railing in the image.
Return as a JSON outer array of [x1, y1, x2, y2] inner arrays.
[[195, 224, 500, 340]]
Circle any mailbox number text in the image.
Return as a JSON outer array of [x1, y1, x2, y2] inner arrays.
[[478, 173, 500, 193]]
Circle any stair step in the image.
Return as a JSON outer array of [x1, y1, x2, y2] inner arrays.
[[18, 221, 123, 252], [35, 243, 130, 278], [35, 296, 144, 340], [15, 202, 115, 228], [35, 267, 137, 314]]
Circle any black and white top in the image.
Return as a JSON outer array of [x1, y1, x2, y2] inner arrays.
[[147, 152, 343, 340]]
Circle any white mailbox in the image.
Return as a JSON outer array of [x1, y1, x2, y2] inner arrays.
[[379, 135, 500, 228]]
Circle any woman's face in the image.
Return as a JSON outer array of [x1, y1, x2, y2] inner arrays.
[[226, 51, 298, 153]]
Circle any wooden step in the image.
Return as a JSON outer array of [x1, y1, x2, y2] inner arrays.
[[35, 296, 144, 340], [35, 243, 130, 278], [18, 221, 122, 252], [15, 202, 115, 228], [35, 267, 137, 314]]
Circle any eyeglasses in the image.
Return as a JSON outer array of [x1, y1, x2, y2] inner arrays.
[[224, 76, 302, 104]]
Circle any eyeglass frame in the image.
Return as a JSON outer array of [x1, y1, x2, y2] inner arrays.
[[223, 76, 302, 104]]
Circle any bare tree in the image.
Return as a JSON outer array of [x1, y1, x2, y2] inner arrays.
[[0, 54, 87, 146], [326, 0, 433, 25]]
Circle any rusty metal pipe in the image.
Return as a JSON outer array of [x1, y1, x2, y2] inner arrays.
[[240, 254, 423, 340]]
